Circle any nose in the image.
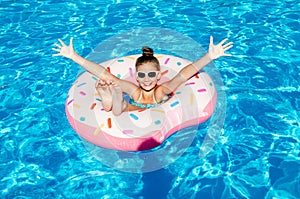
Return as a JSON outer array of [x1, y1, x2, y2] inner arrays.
[[144, 75, 150, 81]]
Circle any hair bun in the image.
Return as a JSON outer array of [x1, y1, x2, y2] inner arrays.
[[142, 46, 154, 57]]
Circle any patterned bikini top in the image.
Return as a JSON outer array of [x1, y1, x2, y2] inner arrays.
[[127, 91, 171, 109]]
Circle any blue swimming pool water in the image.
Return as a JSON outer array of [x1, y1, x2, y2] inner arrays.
[[1, 0, 299, 198]]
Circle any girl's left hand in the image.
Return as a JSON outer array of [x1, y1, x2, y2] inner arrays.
[[208, 36, 233, 60]]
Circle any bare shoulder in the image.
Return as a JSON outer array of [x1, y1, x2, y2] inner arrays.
[[155, 85, 170, 102]]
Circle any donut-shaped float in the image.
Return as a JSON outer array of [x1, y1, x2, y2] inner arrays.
[[65, 54, 216, 151]]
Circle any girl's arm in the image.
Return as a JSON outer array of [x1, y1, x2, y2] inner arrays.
[[52, 38, 116, 81], [160, 36, 233, 94], [52, 38, 138, 94]]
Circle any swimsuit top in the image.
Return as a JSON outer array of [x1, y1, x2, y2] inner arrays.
[[128, 90, 171, 109], [136, 90, 158, 104]]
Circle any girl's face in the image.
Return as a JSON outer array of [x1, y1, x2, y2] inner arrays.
[[136, 63, 161, 91]]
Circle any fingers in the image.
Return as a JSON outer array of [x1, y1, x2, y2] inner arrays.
[[105, 80, 113, 85], [223, 53, 232, 57], [52, 47, 60, 52], [219, 38, 229, 46], [52, 46, 61, 56], [224, 44, 233, 51], [58, 38, 66, 46], [96, 79, 114, 87], [52, 41, 62, 55], [223, 41, 233, 47], [70, 37, 73, 47], [52, 53, 61, 57], [55, 37, 73, 47], [209, 35, 214, 45], [96, 79, 105, 87], [215, 37, 233, 51], [54, 43, 62, 48]]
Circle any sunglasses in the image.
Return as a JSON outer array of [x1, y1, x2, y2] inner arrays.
[[137, 71, 159, 78]]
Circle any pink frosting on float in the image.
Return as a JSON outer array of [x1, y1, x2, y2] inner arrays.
[[65, 86, 216, 151]]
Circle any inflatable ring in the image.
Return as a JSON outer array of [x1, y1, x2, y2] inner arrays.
[[66, 54, 216, 151]]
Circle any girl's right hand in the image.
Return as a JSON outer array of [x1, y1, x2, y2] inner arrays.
[[52, 37, 76, 59]]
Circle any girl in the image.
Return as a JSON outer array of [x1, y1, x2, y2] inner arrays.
[[52, 36, 233, 115]]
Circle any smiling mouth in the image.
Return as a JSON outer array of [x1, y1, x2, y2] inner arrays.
[[140, 82, 157, 91], [143, 82, 152, 86]]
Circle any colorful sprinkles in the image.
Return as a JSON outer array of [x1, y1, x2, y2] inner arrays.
[[93, 124, 105, 136], [77, 82, 87, 88], [129, 67, 134, 77], [164, 58, 170, 64], [90, 103, 96, 110], [73, 103, 80, 108], [126, 56, 135, 60], [190, 94, 194, 105], [185, 82, 195, 86], [129, 113, 139, 120], [80, 91, 86, 96], [107, 118, 112, 128], [154, 120, 161, 125], [67, 99, 74, 105], [170, 101, 179, 107], [161, 70, 168, 76], [92, 76, 98, 81], [80, 117, 85, 122], [197, 88, 207, 92], [151, 109, 165, 114], [122, 130, 133, 134]]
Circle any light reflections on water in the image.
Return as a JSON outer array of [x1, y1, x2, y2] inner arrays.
[[0, 0, 299, 198]]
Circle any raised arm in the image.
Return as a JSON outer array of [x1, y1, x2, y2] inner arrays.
[[160, 36, 233, 94], [52, 38, 139, 95], [52, 38, 117, 81]]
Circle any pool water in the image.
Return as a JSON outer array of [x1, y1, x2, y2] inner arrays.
[[1, 0, 299, 198]]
